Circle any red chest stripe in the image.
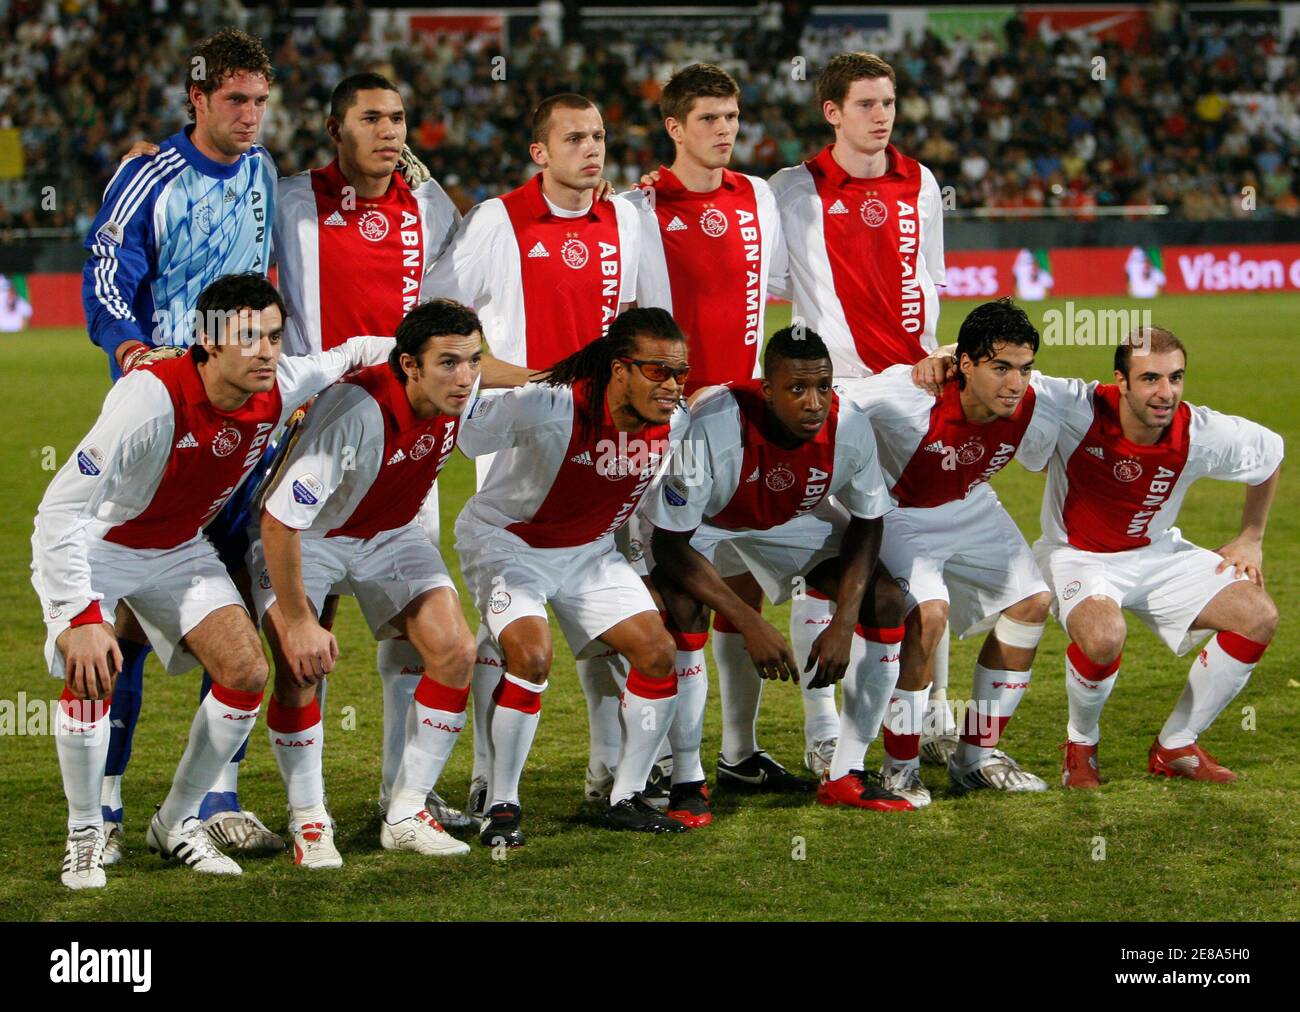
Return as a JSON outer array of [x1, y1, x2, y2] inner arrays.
[[105, 356, 283, 550], [326, 365, 460, 539], [1061, 385, 1192, 552], [312, 162, 424, 351], [710, 382, 839, 531], [507, 381, 670, 549], [502, 177, 622, 371], [891, 382, 1036, 509], [808, 145, 927, 372]]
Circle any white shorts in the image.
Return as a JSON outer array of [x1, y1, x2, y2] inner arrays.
[[1033, 528, 1245, 656], [880, 489, 1048, 639], [626, 510, 746, 583], [35, 534, 246, 677], [456, 523, 657, 660], [248, 522, 455, 640]]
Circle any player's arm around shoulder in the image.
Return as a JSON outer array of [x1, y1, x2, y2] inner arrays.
[[276, 336, 397, 418], [457, 380, 560, 458]]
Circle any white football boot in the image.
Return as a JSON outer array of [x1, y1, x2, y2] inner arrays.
[[584, 764, 615, 804], [101, 821, 124, 866], [804, 737, 838, 779], [466, 775, 489, 820], [202, 809, 285, 853], [381, 809, 470, 857], [948, 748, 1048, 793], [147, 811, 242, 875], [291, 819, 343, 869], [61, 826, 107, 890], [919, 731, 959, 767], [881, 763, 932, 809]]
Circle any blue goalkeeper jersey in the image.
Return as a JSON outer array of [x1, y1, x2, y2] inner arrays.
[[82, 125, 277, 380]]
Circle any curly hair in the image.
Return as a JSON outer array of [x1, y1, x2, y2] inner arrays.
[[185, 29, 275, 122]]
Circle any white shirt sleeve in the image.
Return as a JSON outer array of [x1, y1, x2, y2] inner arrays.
[[457, 381, 556, 458], [642, 387, 738, 533], [837, 409, 894, 520], [32, 372, 174, 613], [420, 199, 499, 308], [835, 365, 933, 422], [414, 178, 463, 263], [614, 196, 640, 306], [262, 384, 382, 531], [1018, 372, 1090, 472], [1192, 406, 1284, 485], [919, 165, 947, 287], [755, 176, 791, 299], [275, 336, 396, 423]]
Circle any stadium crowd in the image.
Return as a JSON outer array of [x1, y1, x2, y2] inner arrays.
[[2, 0, 1299, 235]]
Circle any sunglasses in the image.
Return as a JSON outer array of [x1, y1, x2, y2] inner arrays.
[[618, 358, 691, 383]]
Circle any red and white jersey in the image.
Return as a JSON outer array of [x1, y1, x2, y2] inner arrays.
[[1039, 382, 1284, 553], [32, 336, 395, 614], [642, 380, 891, 536], [275, 161, 460, 356], [456, 378, 688, 550], [769, 145, 946, 378], [421, 175, 639, 370], [841, 365, 1068, 509], [619, 167, 786, 393], [262, 364, 469, 540]]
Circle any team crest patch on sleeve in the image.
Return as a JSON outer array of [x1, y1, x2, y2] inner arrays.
[[76, 447, 105, 476], [94, 221, 123, 247], [664, 477, 688, 507], [291, 474, 323, 505]]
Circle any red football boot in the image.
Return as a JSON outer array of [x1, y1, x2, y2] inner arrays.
[[1060, 741, 1101, 788], [666, 780, 713, 828], [1147, 739, 1237, 783], [816, 770, 914, 811]]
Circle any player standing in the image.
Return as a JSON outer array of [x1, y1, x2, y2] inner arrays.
[[421, 93, 640, 817], [80, 29, 282, 861], [34, 274, 395, 888], [453, 309, 691, 844], [250, 300, 483, 865], [1035, 329, 1281, 786]]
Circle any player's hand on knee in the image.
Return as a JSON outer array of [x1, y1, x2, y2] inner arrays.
[[805, 620, 854, 689], [63, 624, 121, 700], [1214, 536, 1264, 587], [121, 139, 160, 162], [284, 620, 338, 685], [742, 617, 800, 683]]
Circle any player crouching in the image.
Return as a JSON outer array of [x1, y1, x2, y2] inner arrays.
[[646, 327, 911, 815], [1033, 327, 1282, 787], [32, 274, 396, 888], [454, 309, 694, 845], [250, 300, 487, 865]]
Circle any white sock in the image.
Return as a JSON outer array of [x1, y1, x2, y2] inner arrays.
[[100, 774, 122, 819], [714, 621, 762, 764], [956, 664, 1031, 767], [157, 683, 262, 829], [882, 686, 928, 770], [212, 760, 240, 795], [830, 625, 903, 780], [267, 697, 325, 822], [577, 650, 628, 780], [470, 627, 503, 789], [667, 631, 709, 784], [56, 691, 111, 831], [1160, 631, 1267, 749], [376, 636, 423, 803], [612, 668, 678, 804], [925, 623, 957, 735], [790, 593, 839, 746], [1065, 643, 1120, 746], [388, 677, 470, 822], [489, 673, 545, 808]]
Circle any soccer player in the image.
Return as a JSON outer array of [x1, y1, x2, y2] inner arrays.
[[249, 300, 483, 865], [769, 51, 957, 773], [80, 29, 282, 861], [421, 93, 640, 817], [452, 308, 691, 844], [617, 63, 810, 801], [843, 299, 1069, 803], [33, 273, 395, 888], [644, 326, 911, 821], [1035, 328, 1282, 787]]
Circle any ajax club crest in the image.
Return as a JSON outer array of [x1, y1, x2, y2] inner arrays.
[[561, 237, 589, 270], [1113, 459, 1143, 482], [765, 464, 796, 492], [860, 198, 888, 228], [956, 439, 985, 466], [699, 207, 728, 237], [211, 425, 242, 458], [358, 210, 389, 242]]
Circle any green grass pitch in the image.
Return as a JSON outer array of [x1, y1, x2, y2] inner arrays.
[[2, 294, 1297, 921]]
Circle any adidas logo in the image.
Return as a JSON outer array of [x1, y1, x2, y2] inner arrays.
[[924, 440, 945, 454], [387, 448, 406, 465], [746, 466, 760, 483], [224, 188, 236, 204], [570, 451, 593, 465], [666, 216, 687, 232], [175, 432, 199, 449], [828, 199, 848, 215], [1085, 445, 1104, 459], [324, 211, 347, 226], [527, 241, 549, 258]]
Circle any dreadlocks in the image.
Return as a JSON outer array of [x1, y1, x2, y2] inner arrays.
[[543, 308, 687, 439]]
